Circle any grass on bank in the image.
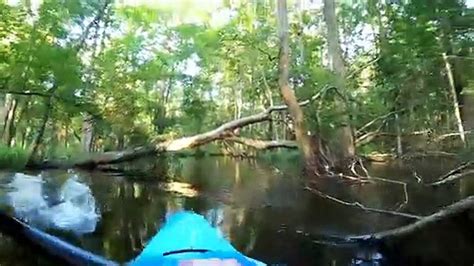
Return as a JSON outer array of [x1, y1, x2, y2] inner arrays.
[[0, 144, 28, 169]]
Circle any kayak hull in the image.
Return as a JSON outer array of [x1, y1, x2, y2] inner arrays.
[[130, 211, 265, 266]]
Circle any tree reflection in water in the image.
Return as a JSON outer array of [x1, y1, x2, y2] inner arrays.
[[0, 157, 472, 265]]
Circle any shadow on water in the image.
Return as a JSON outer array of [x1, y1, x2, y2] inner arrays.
[[0, 156, 473, 265]]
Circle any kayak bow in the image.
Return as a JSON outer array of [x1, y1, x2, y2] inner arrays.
[[130, 211, 265, 266], [0, 210, 264, 265]]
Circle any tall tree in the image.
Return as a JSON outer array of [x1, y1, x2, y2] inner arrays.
[[323, 0, 355, 161], [277, 0, 322, 174]]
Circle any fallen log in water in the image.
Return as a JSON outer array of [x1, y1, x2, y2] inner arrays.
[[26, 97, 314, 170], [347, 196, 474, 265], [348, 196, 474, 242]]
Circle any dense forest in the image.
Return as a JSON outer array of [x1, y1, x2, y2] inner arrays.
[[0, 0, 472, 171]]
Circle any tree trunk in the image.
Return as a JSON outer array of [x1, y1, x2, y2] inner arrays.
[[1, 94, 13, 139], [28, 96, 53, 163], [297, 0, 305, 64], [3, 96, 18, 147], [82, 113, 94, 152], [277, 0, 322, 175], [262, 69, 276, 140], [443, 53, 466, 146], [323, 0, 355, 161], [395, 113, 403, 156]]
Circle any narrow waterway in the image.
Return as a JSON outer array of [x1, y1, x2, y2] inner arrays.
[[0, 156, 473, 265]]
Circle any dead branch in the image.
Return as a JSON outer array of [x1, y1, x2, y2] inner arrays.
[[226, 137, 298, 150], [304, 186, 421, 220], [428, 169, 474, 187], [433, 130, 473, 142], [435, 161, 473, 181], [346, 56, 381, 80], [402, 151, 459, 159], [348, 196, 474, 241], [356, 110, 403, 135], [356, 130, 431, 146], [355, 126, 384, 146], [362, 153, 396, 162]]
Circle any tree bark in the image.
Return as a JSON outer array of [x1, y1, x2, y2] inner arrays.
[[81, 113, 94, 152], [277, 0, 322, 174], [3, 96, 17, 146], [395, 113, 403, 156], [1, 94, 13, 139], [28, 95, 53, 163], [443, 53, 466, 146], [323, 0, 355, 161], [227, 137, 297, 150]]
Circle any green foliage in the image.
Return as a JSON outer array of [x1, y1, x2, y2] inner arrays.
[[0, 0, 472, 167], [0, 144, 28, 169]]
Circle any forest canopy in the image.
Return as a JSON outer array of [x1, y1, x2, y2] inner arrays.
[[0, 0, 473, 169]]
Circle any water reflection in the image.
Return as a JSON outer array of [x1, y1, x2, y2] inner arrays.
[[0, 157, 472, 265]]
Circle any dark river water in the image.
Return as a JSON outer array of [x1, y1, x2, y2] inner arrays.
[[0, 155, 473, 265]]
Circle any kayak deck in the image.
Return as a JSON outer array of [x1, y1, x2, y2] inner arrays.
[[130, 211, 265, 266]]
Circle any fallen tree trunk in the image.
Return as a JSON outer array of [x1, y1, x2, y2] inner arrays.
[[27, 96, 316, 169]]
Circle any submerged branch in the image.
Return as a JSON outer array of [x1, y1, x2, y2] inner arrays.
[[435, 161, 473, 181], [428, 169, 474, 187], [304, 186, 421, 220], [348, 196, 474, 241]]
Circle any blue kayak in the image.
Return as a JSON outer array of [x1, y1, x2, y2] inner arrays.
[[0, 210, 265, 265], [130, 211, 265, 266]]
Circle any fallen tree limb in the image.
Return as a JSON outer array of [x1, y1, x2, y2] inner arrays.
[[227, 137, 298, 150], [304, 186, 421, 220], [362, 153, 396, 162], [401, 151, 459, 159], [435, 161, 473, 181], [356, 110, 403, 136], [428, 169, 474, 187], [348, 196, 474, 241], [356, 130, 431, 146], [346, 56, 381, 80], [29, 94, 319, 169], [433, 130, 473, 142]]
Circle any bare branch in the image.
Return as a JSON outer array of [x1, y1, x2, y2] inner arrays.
[[356, 129, 431, 146], [356, 110, 403, 135], [428, 169, 474, 187], [349, 196, 474, 241], [433, 131, 473, 142], [226, 137, 298, 150], [304, 186, 421, 220], [346, 56, 381, 80], [436, 161, 473, 181], [0, 89, 52, 98], [402, 151, 459, 159]]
